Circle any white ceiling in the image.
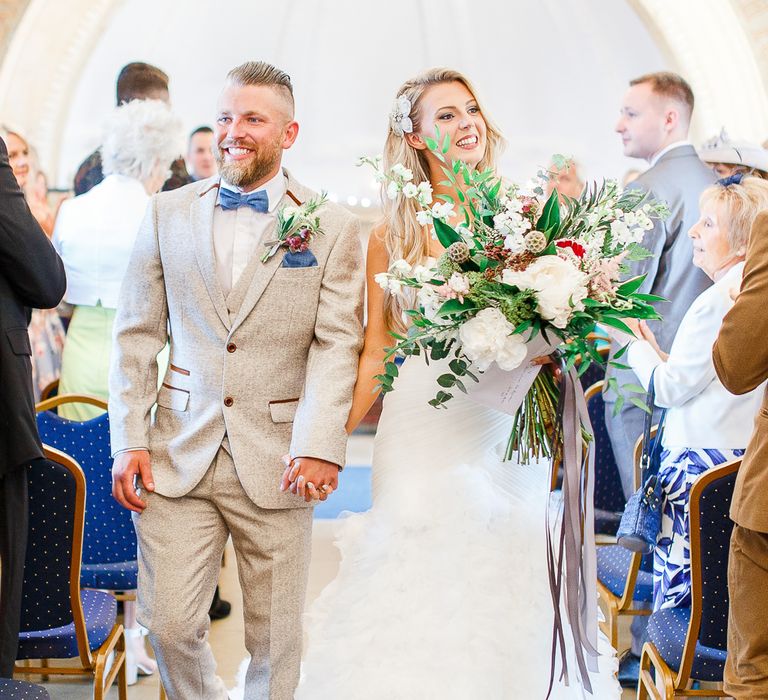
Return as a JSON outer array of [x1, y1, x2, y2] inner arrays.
[[56, 0, 666, 197]]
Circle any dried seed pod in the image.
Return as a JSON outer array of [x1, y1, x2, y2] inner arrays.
[[524, 231, 547, 254], [446, 241, 471, 264]]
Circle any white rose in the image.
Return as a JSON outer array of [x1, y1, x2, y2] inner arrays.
[[502, 255, 589, 329], [402, 183, 419, 199], [458, 308, 527, 372], [390, 164, 413, 181], [386, 181, 400, 200]]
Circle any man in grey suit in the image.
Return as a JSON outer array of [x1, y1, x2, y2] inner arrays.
[[109, 62, 364, 699], [605, 71, 715, 687], [605, 72, 715, 498]]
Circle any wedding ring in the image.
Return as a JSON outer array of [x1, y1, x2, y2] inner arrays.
[[319, 485, 329, 493]]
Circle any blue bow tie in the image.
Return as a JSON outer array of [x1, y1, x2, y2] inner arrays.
[[219, 187, 269, 213]]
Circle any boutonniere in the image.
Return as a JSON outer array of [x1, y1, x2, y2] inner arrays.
[[261, 193, 327, 263]]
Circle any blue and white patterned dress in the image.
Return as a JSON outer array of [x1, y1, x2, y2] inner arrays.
[[653, 446, 745, 610]]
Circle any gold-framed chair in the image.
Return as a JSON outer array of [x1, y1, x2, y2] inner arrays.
[[638, 459, 741, 699], [13, 445, 127, 699], [595, 427, 657, 650], [38, 378, 59, 402], [35, 392, 108, 414]]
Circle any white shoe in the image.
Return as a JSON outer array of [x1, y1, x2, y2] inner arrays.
[[125, 627, 157, 685]]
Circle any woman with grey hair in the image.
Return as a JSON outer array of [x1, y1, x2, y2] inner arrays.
[[52, 97, 181, 682], [613, 176, 768, 612], [54, 98, 181, 419]]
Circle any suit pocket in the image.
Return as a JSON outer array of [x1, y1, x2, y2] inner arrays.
[[157, 384, 189, 412], [6, 327, 31, 356], [269, 398, 299, 423]]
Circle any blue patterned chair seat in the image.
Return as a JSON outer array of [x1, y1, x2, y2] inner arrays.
[[16, 589, 116, 660], [80, 560, 138, 590], [646, 607, 727, 681], [596, 545, 653, 601], [0, 679, 50, 698]]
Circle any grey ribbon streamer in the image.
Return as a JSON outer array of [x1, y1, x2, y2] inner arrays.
[[545, 365, 599, 697]]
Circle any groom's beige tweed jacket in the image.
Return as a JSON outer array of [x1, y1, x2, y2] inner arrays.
[[108, 169, 364, 509]]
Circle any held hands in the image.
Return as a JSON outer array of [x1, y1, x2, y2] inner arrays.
[[112, 449, 154, 513], [279, 455, 340, 503]]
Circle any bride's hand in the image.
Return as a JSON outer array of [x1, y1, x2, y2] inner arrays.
[[531, 354, 562, 378]]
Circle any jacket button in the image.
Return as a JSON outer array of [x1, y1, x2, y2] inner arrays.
[[224, 397, 234, 407], [227, 343, 237, 353]]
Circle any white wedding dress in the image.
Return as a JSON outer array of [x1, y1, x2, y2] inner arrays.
[[295, 356, 620, 699]]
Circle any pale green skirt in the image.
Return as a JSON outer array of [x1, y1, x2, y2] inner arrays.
[[58, 304, 169, 422]]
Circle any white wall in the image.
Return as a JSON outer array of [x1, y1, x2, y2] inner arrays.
[[56, 0, 666, 195]]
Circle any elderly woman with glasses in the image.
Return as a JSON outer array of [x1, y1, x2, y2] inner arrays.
[[616, 176, 768, 612]]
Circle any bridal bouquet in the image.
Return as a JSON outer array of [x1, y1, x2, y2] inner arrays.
[[360, 144, 667, 463]]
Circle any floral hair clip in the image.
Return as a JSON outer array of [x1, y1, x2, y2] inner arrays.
[[390, 95, 413, 137]]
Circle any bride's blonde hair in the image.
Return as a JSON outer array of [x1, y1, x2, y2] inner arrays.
[[379, 68, 505, 332]]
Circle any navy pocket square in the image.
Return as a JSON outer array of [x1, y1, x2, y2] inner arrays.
[[281, 249, 318, 268]]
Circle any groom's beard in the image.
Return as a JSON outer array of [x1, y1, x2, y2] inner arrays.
[[215, 136, 283, 189]]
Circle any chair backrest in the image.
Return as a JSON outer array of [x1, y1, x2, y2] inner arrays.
[[677, 459, 740, 685], [20, 447, 91, 664], [585, 381, 625, 513], [36, 402, 136, 566]]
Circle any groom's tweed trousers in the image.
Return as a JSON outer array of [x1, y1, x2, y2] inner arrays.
[[134, 446, 313, 700]]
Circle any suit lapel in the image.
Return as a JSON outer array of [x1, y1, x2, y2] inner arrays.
[[229, 171, 311, 333], [190, 179, 230, 329]]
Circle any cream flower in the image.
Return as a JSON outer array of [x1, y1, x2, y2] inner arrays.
[[502, 255, 589, 329], [458, 307, 528, 371]]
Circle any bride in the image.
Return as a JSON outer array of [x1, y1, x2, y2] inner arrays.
[[294, 68, 620, 699]]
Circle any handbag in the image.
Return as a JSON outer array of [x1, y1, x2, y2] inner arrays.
[[616, 369, 667, 553]]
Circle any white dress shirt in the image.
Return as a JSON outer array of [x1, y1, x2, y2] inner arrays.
[[213, 171, 286, 297], [53, 174, 150, 308], [627, 262, 765, 450], [649, 140, 692, 167]]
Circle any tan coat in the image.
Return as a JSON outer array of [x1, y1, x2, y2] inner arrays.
[[108, 170, 364, 509], [714, 210, 768, 532]]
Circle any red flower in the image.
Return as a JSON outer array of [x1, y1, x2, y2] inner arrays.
[[556, 240, 585, 258]]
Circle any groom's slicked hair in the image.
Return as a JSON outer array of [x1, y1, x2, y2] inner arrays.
[[226, 61, 295, 116]]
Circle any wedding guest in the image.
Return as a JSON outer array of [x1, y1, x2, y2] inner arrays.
[[0, 134, 66, 678], [73, 62, 190, 195], [619, 176, 768, 614], [545, 157, 584, 202], [0, 126, 66, 400], [606, 72, 715, 498], [187, 126, 217, 180], [713, 204, 768, 699], [698, 129, 768, 180], [54, 98, 182, 681], [606, 71, 716, 688]]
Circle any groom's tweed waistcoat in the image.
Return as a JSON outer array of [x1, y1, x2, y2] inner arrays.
[[108, 169, 364, 508]]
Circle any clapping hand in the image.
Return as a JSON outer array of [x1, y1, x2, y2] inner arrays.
[[635, 319, 669, 361], [279, 455, 340, 503]]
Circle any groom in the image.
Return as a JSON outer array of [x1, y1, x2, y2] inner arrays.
[[109, 61, 364, 699]]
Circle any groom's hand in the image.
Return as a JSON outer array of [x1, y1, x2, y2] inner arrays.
[[280, 455, 340, 503], [112, 449, 154, 513]]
